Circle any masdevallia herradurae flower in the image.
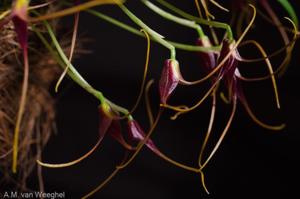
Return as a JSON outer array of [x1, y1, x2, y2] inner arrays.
[[0, 0, 30, 174]]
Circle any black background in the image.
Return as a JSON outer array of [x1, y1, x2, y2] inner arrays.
[[6, 1, 300, 198]]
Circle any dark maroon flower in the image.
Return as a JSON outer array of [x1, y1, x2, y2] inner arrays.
[[8, 0, 30, 173], [217, 39, 241, 94], [215, 39, 284, 131], [159, 59, 182, 104], [198, 38, 284, 179], [159, 38, 219, 106]]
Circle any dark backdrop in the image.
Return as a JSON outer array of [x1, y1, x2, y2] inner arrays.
[[12, 1, 300, 199]]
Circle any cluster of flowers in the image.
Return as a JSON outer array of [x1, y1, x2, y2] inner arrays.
[[0, 0, 298, 197]]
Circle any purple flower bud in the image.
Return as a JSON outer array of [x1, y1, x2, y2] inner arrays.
[[127, 119, 161, 155], [159, 59, 182, 104], [195, 36, 217, 72]]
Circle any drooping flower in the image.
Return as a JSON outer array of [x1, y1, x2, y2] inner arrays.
[[214, 38, 284, 130], [216, 38, 281, 113], [159, 59, 183, 104], [218, 39, 241, 93], [199, 38, 285, 171], [159, 36, 219, 111], [9, 0, 30, 173], [98, 103, 133, 150], [100, 106, 163, 169]]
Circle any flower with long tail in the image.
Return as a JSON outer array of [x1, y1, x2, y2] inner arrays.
[[197, 23, 299, 192], [0, 0, 30, 173]]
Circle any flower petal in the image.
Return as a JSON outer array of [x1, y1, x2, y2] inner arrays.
[[12, 16, 27, 49], [109, 120, 133, 150], [218, 39, 240, 91], [127, 119, 161, 155], [218, 39, 238, 75]]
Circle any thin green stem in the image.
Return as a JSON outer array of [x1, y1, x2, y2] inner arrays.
[[33, 23, 130, 116], [44, 21, 105, 103], [108, 101, 129, 115], [86, 9, 221, 52], [156, 0, 233, 40], [118, 4, 176, 59], [170, 40, 220, 51], [142, 0, 205, 37]]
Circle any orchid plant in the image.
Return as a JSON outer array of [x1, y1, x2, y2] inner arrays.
[[0, 0, 299, 197]]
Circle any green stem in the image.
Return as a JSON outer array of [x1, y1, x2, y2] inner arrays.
[[86, 9, 220, 52], [34, 28, 88, 96], [142, 0, 205, 38], [118, 3, 176, 59], [156, 0, 233, 40], [33, 23, 130, 116], [44, 21, 105, 103]]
